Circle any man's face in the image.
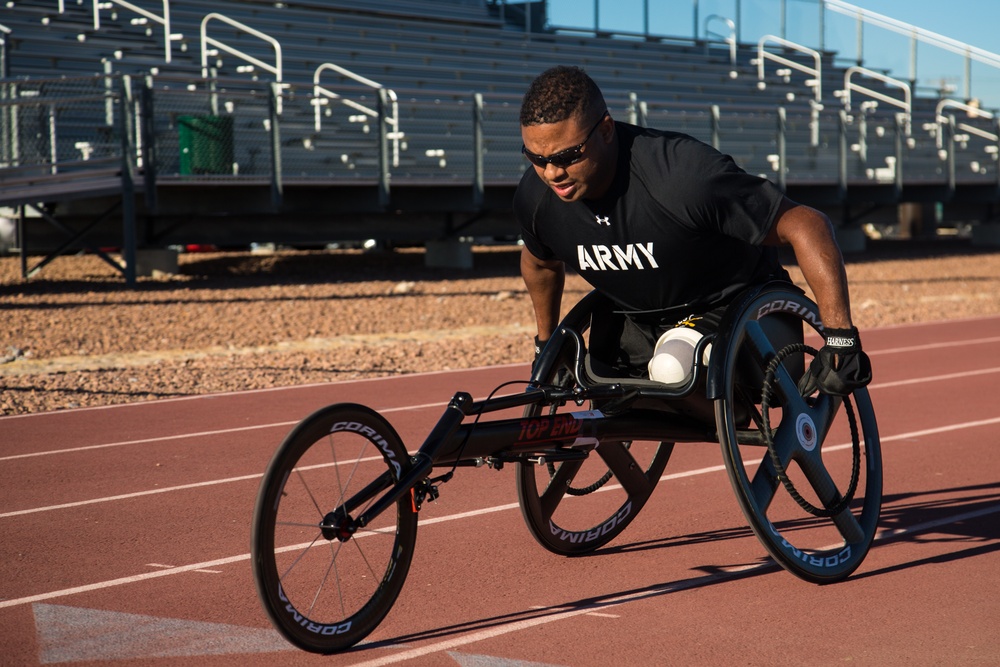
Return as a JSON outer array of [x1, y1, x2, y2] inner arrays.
[[521, 111, 615, 202]]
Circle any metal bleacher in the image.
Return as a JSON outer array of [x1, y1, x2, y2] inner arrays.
[[3, 0, 1000, 280]]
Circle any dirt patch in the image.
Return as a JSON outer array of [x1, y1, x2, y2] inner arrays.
[[3, 239, 999, 415]]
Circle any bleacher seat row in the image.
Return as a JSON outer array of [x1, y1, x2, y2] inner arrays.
[[2, 0, 999, 258]]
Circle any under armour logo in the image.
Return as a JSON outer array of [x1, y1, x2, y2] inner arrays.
[[595, 215, 610, 226]]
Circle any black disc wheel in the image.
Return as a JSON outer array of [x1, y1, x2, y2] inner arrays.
[[251, 403, 417, 653], [516, 295, 673, 555], [713, 285, 882, 583]]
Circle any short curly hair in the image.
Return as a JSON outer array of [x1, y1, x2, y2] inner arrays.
[[520, 66, 606, 126]]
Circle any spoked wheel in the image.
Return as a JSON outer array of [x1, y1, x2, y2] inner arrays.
[[251, 404, 417, 654], [516, 295, 673, 555], [713, 285, 882, 583]]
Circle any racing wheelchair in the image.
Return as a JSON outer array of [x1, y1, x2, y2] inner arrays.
[[251, 280, 882, 654]]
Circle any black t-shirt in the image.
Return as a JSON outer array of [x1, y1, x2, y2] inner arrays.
[[515, 122, 789, 319]]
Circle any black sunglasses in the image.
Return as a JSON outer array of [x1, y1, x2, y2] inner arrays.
[[521, 111, 610, 169]]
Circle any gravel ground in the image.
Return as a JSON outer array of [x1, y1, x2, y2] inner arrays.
[[3, 239, 1000, 416]]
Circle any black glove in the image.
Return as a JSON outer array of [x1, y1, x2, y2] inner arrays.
[[797, 327, 872, 397]]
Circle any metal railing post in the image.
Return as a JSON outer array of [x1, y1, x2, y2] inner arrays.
[[0, 25, 10, 169], [995, 117, 1000, 193], [710, 104, 721, 150], [0, 24, 9, 79], [48, 103, 57, 175], [692, 0, 698, 41], [472, 92, 484, 209], [377, 87, 390, 208], [964, 48, 972, 101], [7, 81, 18, 168], [118, 75, 137, 286], [269, 81, 283, 210], [838, 109, 848, 200], [777, 106, 787, 192], [18, 204, 27, 278], [140, 76, 157, 214], [819, 0, 826, 52], [946, 113, 956, 199], [855, 8, 863, 66], [735, 0, 741, 44], [858, 108, 868, 165], [894, 112, 904, 196]]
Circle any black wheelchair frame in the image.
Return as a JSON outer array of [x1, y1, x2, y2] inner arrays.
[[251, 281, 883, 654]]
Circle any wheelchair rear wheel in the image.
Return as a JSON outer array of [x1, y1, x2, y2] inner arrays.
[[713, 285, 882, 583]]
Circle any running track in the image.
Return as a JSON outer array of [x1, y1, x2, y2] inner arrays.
[[2, 316, 999, 666]]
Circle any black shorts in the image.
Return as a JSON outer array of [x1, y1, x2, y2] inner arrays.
[[588, 296, 727, 380]]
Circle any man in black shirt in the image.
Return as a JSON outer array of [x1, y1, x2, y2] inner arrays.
[[516, 65, 870, 396]]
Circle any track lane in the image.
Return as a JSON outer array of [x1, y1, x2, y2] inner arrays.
[[1, 317, 998, 665]]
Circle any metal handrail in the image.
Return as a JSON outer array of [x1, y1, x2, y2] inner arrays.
[[704, 15, 736, 67], [824, 0, 1000, 101], [312, 63, 403, 168], [935, 99, 997, 149], [1, 23, 11, 79], [92, 0, 179, 64], [841, 66, 911, 134], [200, 13, 283, 111], [756, 35, 822, 102]]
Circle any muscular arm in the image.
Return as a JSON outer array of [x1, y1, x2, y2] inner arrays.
[[520, 245, 566, 341], [764, 198, 854, 330]]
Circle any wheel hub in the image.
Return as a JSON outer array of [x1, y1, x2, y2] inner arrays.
[[321, 509, 355, 542], [796, 412, 817, 451]]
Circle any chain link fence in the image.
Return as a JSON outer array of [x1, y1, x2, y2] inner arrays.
[[1, 75, 125, 183]]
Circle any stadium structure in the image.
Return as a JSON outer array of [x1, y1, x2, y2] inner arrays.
[[2, 0, 1000, 282]]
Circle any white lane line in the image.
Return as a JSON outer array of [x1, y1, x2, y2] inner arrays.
[[5, 399, 1000, 520], [334, 505, 1000, 667], [0, 422, 297, 463], [0, 472, 267, 518], [871, 314, 1000, 331], [868, 335, 1000, 356], [869, 366, 1000, 389], [0, 553, 254, 609], [0, 323, 995, 427], [6, 354, 999, 466], [0, 400, 451, 463], [0, 363, 526, 422], [2, 413, 999, 610]]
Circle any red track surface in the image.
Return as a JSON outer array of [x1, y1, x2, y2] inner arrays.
[[2, 316, 999, 666]]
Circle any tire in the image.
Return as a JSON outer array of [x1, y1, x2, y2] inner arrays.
[[251, 403, 417, 653], [515, 295, 673, 555], [713, 285, 882, 583]]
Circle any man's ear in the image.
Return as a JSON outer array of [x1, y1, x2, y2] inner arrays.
[[598, 115, 614, 143]]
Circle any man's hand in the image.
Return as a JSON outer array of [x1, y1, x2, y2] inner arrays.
[[798, 327, 872, 397]]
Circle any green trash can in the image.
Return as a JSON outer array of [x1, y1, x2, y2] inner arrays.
[[178, 115, 234, 175]]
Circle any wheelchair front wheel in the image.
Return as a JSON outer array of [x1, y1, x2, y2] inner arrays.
[[251, 404, 417, 653], [713, 287, 882, 584]]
